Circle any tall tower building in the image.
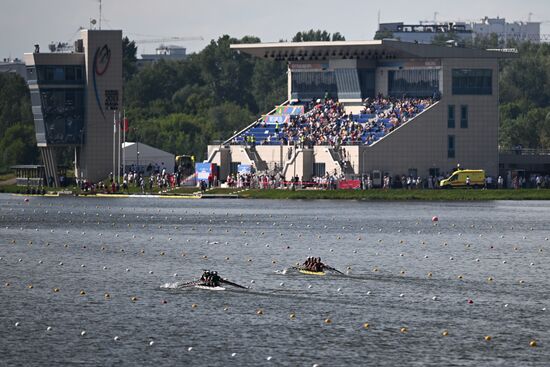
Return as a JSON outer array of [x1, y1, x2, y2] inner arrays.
[[24, 29, 122, 185]]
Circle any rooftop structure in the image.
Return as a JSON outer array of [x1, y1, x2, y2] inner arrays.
[[377, 17, 542, 45]]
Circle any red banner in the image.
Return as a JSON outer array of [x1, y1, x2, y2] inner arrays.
[[122, 118, 129, 132], [338, 180, 361, 190]]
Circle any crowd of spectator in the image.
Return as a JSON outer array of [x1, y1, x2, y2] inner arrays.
[[240, 95, 435, 147]]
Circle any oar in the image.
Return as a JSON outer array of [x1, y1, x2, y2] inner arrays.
[[220, 278, 248, 289], [324, 265, 345, 275], [178, 280, 200, 288]]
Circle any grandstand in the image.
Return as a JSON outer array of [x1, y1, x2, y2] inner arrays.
[[207, 39, 515, 182]]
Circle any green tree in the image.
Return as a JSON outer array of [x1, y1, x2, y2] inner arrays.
[[0, 73, 33, 139], [374, 30, 394, 40], [292, 30, 345, 42], [0, 123, 39, 171], [122, 36, 138, 82]]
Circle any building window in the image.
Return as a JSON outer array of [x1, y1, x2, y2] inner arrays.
[[39, 88, 85, 145], [291, 71, 337, 100], [35, 65, 84, 84], [452, 69, 492, 95], [388, 68, 440, 97], [460, 105, 468, 128], [314, 162, 326, 177], [448, 135, 455, 158], [447, 105, 455, 128]]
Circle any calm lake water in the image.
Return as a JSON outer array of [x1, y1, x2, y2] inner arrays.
[[0, 194, 549, 366]]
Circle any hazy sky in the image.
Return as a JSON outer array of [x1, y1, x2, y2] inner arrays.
[[1, 0, 549, 59]]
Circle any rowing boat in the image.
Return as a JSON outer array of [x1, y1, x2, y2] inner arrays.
[[194, 284, 226, 291], [298, 269, 326, 276]]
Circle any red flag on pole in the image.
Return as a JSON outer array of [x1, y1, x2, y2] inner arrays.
[[122, 118, 129, 132]]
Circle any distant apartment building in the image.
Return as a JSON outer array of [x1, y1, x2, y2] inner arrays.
[[378, 17, 541, 44], [138, 45, 187, 68], [0, 57, 26, 80], [377, 22, 473, 44], [472, 17, 540, 44]]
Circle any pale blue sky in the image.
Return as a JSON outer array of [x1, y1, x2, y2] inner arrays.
[[1, 0, 549, 59]]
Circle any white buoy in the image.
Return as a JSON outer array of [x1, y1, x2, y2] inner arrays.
[[149, 341, 155, 346], [188, 347, 193, 352], [280, 282, 284, 286], [81, 330, 86, 336], [366, 291, 371, 295], [15, 322, 20, 327], [308, 285, 312, 289], [399, 293, 404, 297], [114, 336, 120, 341], [432, 296, 438, 301], [231, 352, 237, 357], [267, 356, 272, 361]]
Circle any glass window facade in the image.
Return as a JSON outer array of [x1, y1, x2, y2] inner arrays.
[[358, 69, 375, 99], [452, 69, 492, 95], [448, 135, 455, 158], [447, 105, 455, 128], [291, 71, 337, 100], [36, 65, 84, 84], [388, 69, 440, 97], [460, 105, 468, 128], [40, 89, 85, 145]]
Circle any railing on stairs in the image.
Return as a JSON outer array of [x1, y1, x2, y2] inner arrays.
[[222, 100, 290, 145]]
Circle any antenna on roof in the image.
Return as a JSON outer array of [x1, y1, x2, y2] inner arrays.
[[98, 0, 102, 30], [528, 12, 533, 22]]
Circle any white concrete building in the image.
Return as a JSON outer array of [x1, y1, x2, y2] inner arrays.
[[472, 17, 540, 44]]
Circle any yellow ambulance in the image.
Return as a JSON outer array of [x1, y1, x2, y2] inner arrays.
[[440, 169, 486, 188]]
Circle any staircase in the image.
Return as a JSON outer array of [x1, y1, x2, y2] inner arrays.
[[245, 147, 268, 172], [328, 147, 354, 176]]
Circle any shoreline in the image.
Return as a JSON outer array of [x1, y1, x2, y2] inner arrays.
[[4, 187, 550, 201]]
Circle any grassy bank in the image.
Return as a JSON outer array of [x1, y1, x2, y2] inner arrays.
[[3, 184, 550, 200], [238, 188, 550, 200]]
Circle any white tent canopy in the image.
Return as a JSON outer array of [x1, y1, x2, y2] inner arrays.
[[122, 142, 175, 174]]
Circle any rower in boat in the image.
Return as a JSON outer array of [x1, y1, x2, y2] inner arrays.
[[297, 258, 344, 275], [196, 270, 246, 289], [200, 270, 221, 287], [302, 257, 325, 272]]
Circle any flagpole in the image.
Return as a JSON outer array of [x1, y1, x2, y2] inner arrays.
[[117, 110, 121, 184], [112, 110, 116, 184], [123, 110, 126, 179]]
